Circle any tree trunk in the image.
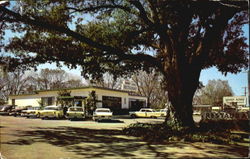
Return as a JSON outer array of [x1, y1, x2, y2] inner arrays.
[[165, 88, 196, 128], [162, 59, 201, 129]]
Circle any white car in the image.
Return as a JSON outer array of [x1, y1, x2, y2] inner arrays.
[[129, 108, 165, 118], [93, 108, 113, 121]]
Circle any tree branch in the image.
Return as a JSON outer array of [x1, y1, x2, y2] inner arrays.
[[0, 6, 162, 69], [192, 8, 238, 69], [129, 0, 154, 27], [66, 4, 131, 13]]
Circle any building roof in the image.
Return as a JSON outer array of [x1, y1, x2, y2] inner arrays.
[[9, 86, 147, 98]]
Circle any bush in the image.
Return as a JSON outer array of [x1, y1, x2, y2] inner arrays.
[[199, 120, 250, 132], [123, 121, 249, 144]]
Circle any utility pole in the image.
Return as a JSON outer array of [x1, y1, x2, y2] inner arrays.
[[242, 71, 249, 106], [242, 86, 247, 96]]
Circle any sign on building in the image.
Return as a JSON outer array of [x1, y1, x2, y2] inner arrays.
[[223, 96, 247, 107], [121, 80, 137, 92]]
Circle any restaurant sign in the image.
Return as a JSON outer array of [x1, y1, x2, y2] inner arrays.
[[201, 111, 249, 121]]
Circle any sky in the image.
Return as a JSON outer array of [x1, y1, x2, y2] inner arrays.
[[1, 2, 249, 99]]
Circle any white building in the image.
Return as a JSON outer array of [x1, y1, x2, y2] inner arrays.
[[8, 86, 147, 114]]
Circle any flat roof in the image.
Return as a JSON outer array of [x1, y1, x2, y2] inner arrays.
[[9, 86, 147, 97]]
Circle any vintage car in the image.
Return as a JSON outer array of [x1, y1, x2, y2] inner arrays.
[[66, 107, 85, 120], [159, 109, 167, 117], [193, 110, 201, 115], [93, 108, 113, 121], [9, 106, 31, 117], [129, 108, 165, 118], [39, 105, 64, 119], [21, 106, 43, 118], [0, 105, 15, 115]]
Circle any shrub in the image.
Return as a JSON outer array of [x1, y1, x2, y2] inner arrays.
[[199, 120, 250, 132], [123, 121, 249, 144]]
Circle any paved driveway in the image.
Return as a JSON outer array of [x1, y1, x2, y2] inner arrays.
[[0, 116, 248, 159]]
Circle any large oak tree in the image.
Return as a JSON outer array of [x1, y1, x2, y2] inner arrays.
[[0, 0, 248, 128]]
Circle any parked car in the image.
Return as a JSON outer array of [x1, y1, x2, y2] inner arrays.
[[159, 109, 167, 117], [39, 105, 64, 119], [9, 106, 31, 117], [21, 106, 42, 118], [0, 105, 15, 115], [193, 110, 201, 115], [93, 108, 113, 121], [66, 107, 85, 120], [129, 108, 164, 118]]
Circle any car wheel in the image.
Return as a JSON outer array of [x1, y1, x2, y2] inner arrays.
[[131, 114, 136, 118]]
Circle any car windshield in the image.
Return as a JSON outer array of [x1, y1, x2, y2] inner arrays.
[[44, 107, 59, 110], [96, 109, 110, 112], [141, 109, 153, 112], [28, 107, 40, 110], [69, 108, 83, 111]]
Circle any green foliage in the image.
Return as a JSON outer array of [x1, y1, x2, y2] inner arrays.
[[1, 0, 248, 128], [84, 91, 101, 116], [57, 89, 73, 106], [2, 1, 248, 76], [0, 98, 6, 105]]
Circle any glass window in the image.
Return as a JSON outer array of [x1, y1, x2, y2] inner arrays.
[[102, 96, 121, 110], [45, 107, 58, 110], [96, 109, 110, 112]]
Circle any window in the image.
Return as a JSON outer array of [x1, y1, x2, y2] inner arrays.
[[102, 96, 121, 114], [41, 97, 54, 106], [11, 99, 15, 106]]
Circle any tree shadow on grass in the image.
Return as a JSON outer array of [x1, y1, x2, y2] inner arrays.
[[2, 126, 249, 158]]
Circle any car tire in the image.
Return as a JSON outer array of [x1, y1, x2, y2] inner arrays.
[[131, 114, 136, 118]]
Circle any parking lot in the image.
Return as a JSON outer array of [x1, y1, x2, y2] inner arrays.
[[0, 115, 247, 159]]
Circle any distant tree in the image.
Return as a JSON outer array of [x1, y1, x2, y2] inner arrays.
[[87, 73, 123, 90], [195, 80, 233, 106], [1, 0, 248, 128], [0, 69, 29, 100], [132, 70, 168, 108], [37, 69, 68, 90], [65, 79, 84, 88]]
